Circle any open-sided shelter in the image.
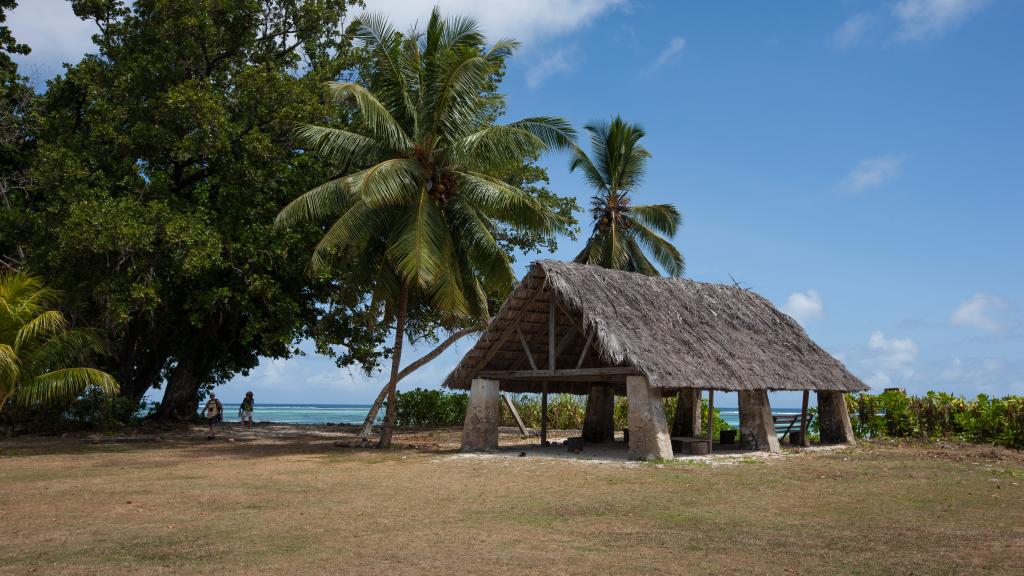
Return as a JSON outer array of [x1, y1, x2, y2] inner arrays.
[[445, 261, 868, 459]]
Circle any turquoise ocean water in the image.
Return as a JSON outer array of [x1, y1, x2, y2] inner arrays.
[[205, 404, 802, 427], [215, 404, 381, 425]]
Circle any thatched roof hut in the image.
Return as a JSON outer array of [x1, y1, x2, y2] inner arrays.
[[444, 260, 867, 395]]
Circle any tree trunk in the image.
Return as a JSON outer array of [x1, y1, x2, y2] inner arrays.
[[358, 325, 479, 438], [156, 355, 203, 420], [377, 282, 409, 448], [155, 318, 220, 421]]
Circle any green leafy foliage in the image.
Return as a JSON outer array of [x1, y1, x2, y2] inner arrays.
[[2, 1, 388, 420], [394, 388, 468, 427], [847, 390, 1024, 449]]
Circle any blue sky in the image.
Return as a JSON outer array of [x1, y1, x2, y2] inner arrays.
[[10, 0, 1023, 406]]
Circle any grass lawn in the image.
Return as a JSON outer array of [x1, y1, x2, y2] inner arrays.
[[2, 426, 1023, 575]]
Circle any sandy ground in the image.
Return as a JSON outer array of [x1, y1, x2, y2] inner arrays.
[[2, 424, 1023, 575]]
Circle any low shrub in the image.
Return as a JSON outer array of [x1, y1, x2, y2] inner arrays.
[[394, 388, 468, 427], [847, 391, 1024, 449]]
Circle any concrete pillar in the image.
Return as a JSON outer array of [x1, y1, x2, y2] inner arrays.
[[817, 390, 856, 445], [461, 378, 500, 451], [738, 389, 780, 453], [626, 375, 673, 460], [582, 385, 615, 443], [671, 387, 701, 437]]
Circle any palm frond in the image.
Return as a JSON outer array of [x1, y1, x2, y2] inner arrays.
[[293, 124, 381, 168], [508, 117, 578, 151], [630, 204, 682, 237], [351, 12, 417, 125], [14, 310, 67, 353], [458, 172, 553, 233], [630, 222, 686, 277], [386, 188, 448, 288], [275, 174, 357, 229], [16, 368, 119, 407], [326, 82, 413, 153], [569, 150, 609, 193], [309, 201, 394, 272], [359, 159, 423, 208]]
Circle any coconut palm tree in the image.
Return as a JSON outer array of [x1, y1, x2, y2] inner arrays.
[[571, 116, 685, 276], [0, 272, 118, 419], [275, 9, 576, 446]]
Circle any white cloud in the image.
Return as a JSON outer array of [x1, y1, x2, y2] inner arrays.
[[782, 289, 824, 324], [525, 47, 575, 88], [653, 36, 686, 68], [951, 293, 1008, 332], [8, 0, 97, 79], [833, 13, 875, 47], [361, 0, 626, 46], [862, 331, 918, 388], [893, 0, 989, 41], [840, 155, 905, 194]]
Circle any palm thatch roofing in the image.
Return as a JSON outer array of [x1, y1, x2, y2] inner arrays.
[[444, 261, 867, 395]]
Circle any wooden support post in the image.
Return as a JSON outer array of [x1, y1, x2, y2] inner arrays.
[[503, 392, 530, 436], [817, 390, 855, 445], [706, 389, 715, 455], [582, 385, 615, 443], [737, 389, 781, 453], [540, 383, 548, 445], [672, 388, 701, 437], [626, 375, 673, 460], [798, 390, 810, 447], [540, 294, 555, 447], [461, 378, 500, 451]]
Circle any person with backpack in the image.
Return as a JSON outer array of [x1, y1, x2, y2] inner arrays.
[[238, 391, 255, 430], [202, 393, 223, 440]]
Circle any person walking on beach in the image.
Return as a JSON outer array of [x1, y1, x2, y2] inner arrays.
[[239, 391, 255, 430], [202, 393, 223, 440]]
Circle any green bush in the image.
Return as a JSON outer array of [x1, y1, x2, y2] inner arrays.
[[394, 388, 468, 427], [847, 391, 1024, 449], [67, 389, 144, 431]]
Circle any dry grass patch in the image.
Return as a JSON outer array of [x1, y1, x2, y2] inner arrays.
[[1, 427, 1022, 575]]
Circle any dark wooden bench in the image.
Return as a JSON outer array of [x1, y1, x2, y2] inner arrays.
[[671, 436, 710, 455], [773, 413, 812, 444]]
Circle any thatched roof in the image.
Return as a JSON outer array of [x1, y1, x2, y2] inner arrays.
[[444, 261, 867, 394]]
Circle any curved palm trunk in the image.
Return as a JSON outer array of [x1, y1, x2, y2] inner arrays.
[[359, 325, 479, 439], [377, 282, 409, 448]]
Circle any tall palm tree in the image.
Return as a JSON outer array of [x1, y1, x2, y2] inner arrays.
[[276, 9, 576, 446], [0, 272, 118, 417], [571, 116, 685, 276]]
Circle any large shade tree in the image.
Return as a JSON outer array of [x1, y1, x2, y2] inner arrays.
[[0, 272, 118, 423], [4, 0, 386, 420], [571, 116, 685, 276], [277, 9, 577, 446]]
